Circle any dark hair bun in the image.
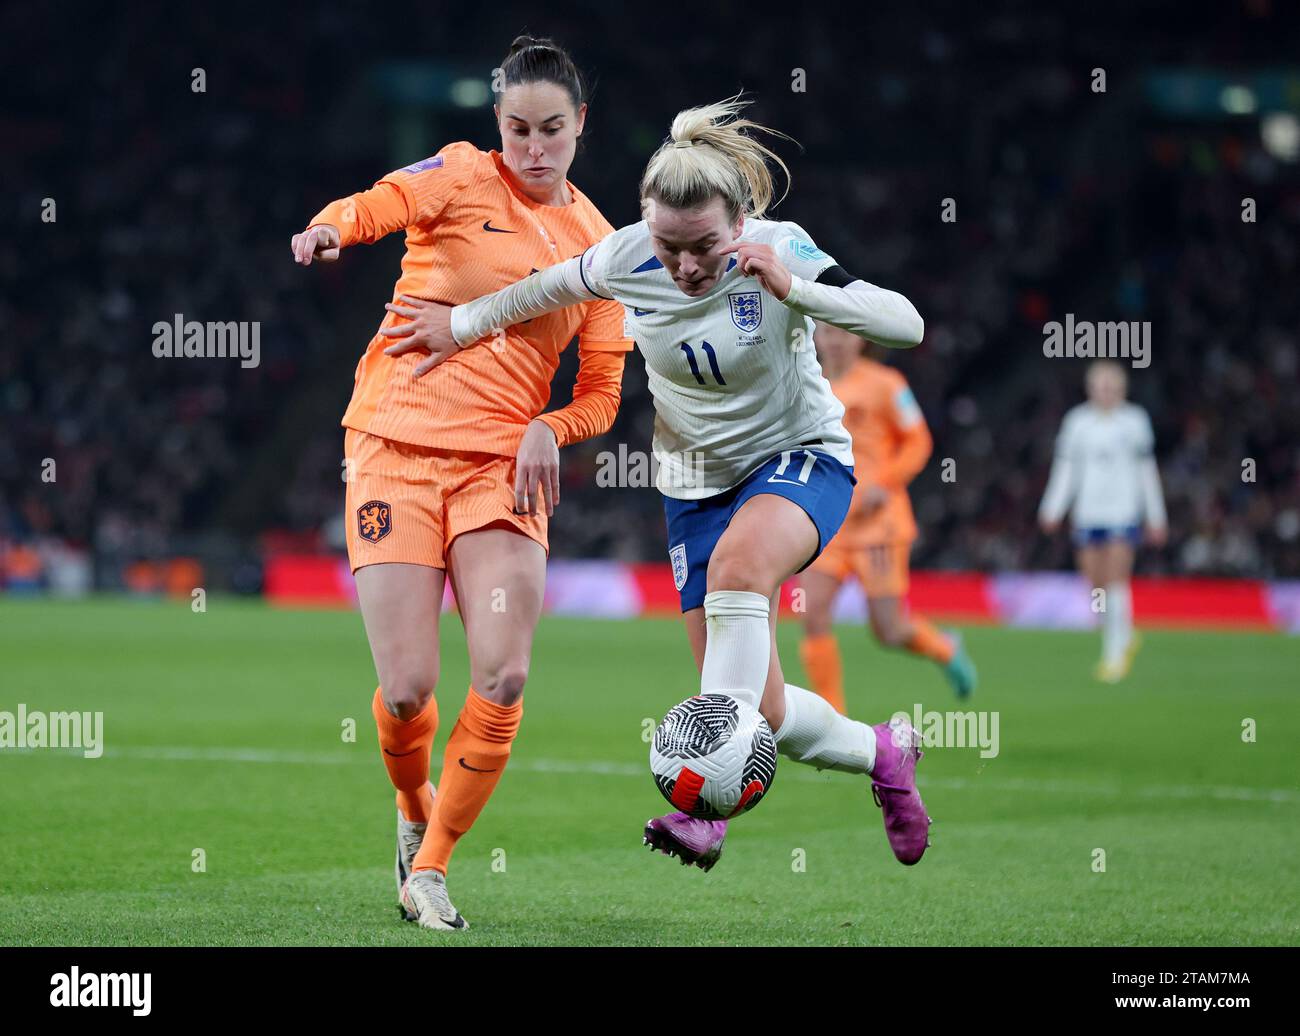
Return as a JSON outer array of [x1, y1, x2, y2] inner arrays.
[[508, 34, 543, 55], [497, 34, 585, 109]]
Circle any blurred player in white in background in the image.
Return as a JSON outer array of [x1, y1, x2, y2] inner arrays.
[[1038, 360, 1167, 683]]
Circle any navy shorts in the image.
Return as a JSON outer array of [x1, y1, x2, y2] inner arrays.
[[1072, 524, 1141, 548], [663, 447, 857, 612]]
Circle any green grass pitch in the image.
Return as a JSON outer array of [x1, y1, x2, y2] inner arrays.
[[0, 596, 1296, 946]]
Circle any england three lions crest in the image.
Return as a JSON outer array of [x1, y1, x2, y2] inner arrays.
[[728, 292, 762, 333], [669, 543, 688, 591]]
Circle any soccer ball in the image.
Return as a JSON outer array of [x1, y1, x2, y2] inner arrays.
[[649, 694, 778, 820]]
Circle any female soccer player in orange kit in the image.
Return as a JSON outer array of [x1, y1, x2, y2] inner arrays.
[[799, 322, 977, 709], [290, 36, 631, 931]]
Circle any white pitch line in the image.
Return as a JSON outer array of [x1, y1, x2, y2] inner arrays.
[[7, 744, 1297, 806], [114, 745, 358, 766]]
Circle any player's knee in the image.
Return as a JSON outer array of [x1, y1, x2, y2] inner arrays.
[[380, 663, 439, 720], [758, 701, 784, 732], [802, 609, 833, 637], [871, 618, 909, 649], [706, 551, 774, 597], [475, 661, 529, 706], [758, 692, 786, 733]]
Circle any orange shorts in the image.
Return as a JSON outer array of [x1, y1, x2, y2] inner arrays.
[[809, 536, 912, 599], [343, 427, 548, 572]]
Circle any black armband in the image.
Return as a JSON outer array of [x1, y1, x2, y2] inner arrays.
[[814, 264, 859, 288]]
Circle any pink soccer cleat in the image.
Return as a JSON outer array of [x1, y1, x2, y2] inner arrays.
[[869, 718, 932, 865], [643, 812, 728, 872]]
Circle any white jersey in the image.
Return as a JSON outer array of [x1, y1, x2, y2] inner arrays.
[[1039, 402, 1167, 529], [580, 218, 855, 499]]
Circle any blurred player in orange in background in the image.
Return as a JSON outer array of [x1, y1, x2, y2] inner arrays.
[[289, 36, 631, 932], [799, 322, 977, 710]]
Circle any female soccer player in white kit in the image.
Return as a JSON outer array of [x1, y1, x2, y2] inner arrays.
[[385, 96, 933, 872], [1039, 360, 1168, 683]]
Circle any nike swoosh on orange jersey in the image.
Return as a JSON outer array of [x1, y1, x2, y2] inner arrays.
[[483, 220, 516, 233]]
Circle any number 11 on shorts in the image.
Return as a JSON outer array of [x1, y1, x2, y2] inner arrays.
[[770, 450, 817, 485]]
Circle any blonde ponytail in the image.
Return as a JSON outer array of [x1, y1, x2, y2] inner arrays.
[[640, 95, 794, 221]]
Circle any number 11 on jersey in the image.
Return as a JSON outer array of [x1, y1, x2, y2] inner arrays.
[[680, 341, 726, 386]]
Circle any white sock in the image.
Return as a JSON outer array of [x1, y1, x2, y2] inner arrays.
[[699, 590, 770, 711], [773, 683, 877, 775], [1103, 582, 1132, 665]]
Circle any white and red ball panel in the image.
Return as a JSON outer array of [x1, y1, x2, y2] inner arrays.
[[649, 694, 777, 820]]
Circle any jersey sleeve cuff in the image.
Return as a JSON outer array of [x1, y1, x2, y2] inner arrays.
[[535, 412, 567, 446], [783, 274, 812, 308], [449, 305, 475, 348], [578, 337, 635, 353], [307, 202, 354, 246]]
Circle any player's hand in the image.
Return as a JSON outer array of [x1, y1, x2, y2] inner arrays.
[[1145, 523, 1168, 547], [718, 242, 792, 300], [1039, 517, 1061, 536], [858, 483, 889, 517], [290, 224, 341, 265], [380, 296, 458, 376], [514, 420, 560, 516]]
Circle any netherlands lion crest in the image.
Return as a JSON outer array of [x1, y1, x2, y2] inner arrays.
[[728, 291, 762, 333], [357, 500, 392, 543]]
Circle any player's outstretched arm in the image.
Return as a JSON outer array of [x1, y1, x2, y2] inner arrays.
[[290, 178, 421, 267], [452, 258, 596, 346], [383, 259, 599, 377], [784, 277, 924, 350], [721, 241, 924, 349]]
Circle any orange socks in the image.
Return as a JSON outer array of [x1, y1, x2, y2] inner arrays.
[[799, 633, 846, 714], [372, 687, 437, 823], [905, 617, 955, 665], [413, 688, 522, 876]]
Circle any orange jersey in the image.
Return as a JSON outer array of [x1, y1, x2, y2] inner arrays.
[[307, 142, 632, 453], [831, 357, 932, 544]]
